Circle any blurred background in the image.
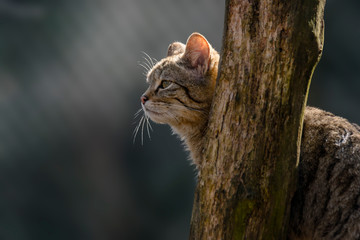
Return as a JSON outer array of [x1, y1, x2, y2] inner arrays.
[[0, 0, 359, 239]]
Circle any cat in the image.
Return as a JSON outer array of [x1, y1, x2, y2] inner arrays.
[[139, 32, 360, 239]]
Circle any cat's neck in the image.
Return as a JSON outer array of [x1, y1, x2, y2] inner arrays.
[[172, 120, 208, 165]]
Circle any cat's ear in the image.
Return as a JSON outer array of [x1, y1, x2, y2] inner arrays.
[[167, 42, 185, 57], [183, 33, 210, 74]]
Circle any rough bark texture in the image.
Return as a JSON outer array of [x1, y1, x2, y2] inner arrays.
[[189, 0, 325, 239]]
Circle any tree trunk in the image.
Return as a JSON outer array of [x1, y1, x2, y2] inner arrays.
[[189, 0, 325, 239]]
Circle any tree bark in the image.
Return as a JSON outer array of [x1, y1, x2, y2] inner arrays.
[[189, 0, 325, 239]]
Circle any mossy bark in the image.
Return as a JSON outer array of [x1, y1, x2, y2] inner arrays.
[[189, 0, 326, 239]]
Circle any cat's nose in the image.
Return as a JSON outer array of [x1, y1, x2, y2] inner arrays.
[[141, 95, 149, 104]]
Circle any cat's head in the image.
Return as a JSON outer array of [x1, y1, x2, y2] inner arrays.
[[140, 33, 219, 133]]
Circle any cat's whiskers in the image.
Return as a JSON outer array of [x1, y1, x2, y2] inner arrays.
[[134, 108, 143, 119], [133, 107, 153, 145], [138, 51, 158, 78], [142, 57, 153, 70], [138, 51, 158, 77], [144, 114, 153, 140], [133, 115, 144, 144], [138, 62, 151, 75], [152, 57, 158, 65], [146, 115, 153, 131], [140, 113, 146, 145], [142, 51, 155, 68]]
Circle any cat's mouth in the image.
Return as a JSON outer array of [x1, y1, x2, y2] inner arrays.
[[144, 108, 159, 116], [143, 107, 165, 124]]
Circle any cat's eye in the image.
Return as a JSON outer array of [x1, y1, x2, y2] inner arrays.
[[159, 80, 172, 89]]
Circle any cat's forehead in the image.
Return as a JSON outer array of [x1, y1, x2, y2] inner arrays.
[[146, 57, 184, 83]]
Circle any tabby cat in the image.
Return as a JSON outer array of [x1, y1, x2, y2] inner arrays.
[[139, 33, 360, 239]]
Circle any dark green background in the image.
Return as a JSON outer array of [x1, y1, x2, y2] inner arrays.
[[0, 0, 359, 239]]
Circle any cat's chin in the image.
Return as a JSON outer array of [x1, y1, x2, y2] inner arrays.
[[144, 110, 167, 124]]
